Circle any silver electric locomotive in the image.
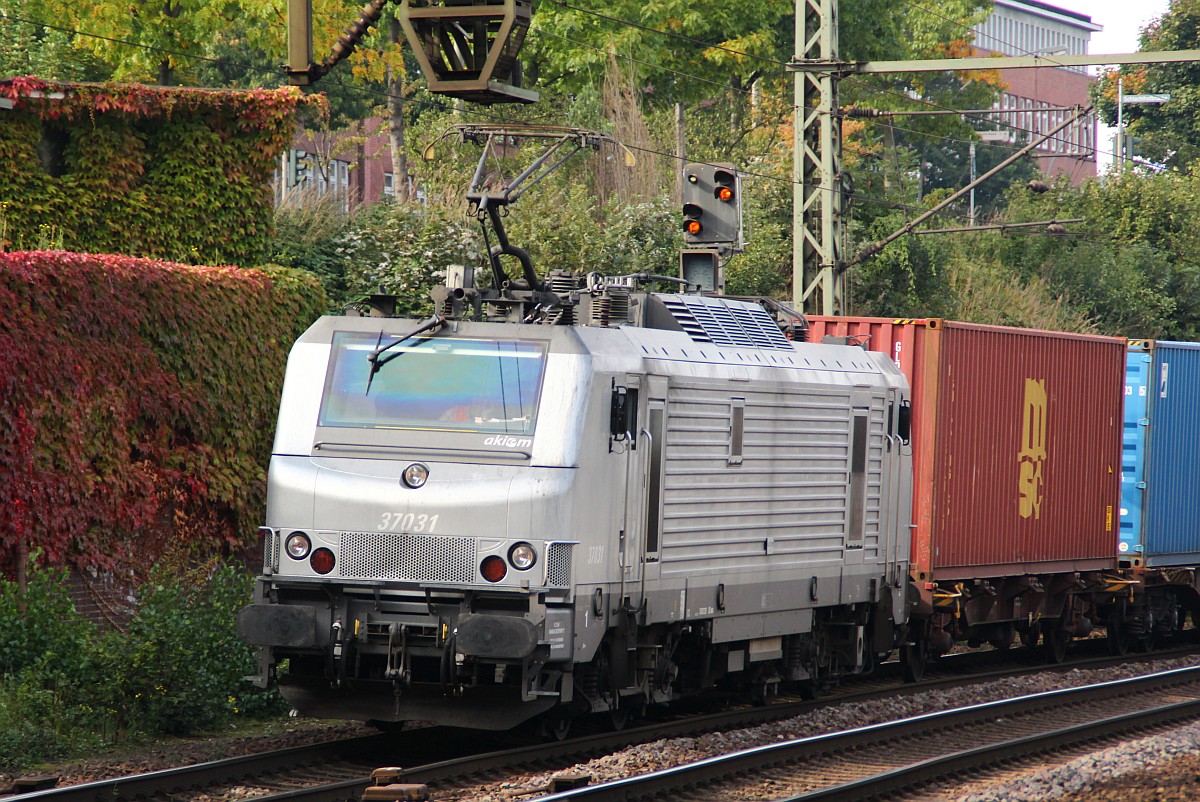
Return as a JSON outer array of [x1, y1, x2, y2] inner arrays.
[[239, 273, 913, 731]]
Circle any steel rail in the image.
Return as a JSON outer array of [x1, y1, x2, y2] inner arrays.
[[3, 734, 395, 802], [529, 665, 1200, 801], [6, 642, 1197, 802], [784, 698, 1200, 801]]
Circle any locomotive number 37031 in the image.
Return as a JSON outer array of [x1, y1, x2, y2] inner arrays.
[[378, 512, 440, 533]]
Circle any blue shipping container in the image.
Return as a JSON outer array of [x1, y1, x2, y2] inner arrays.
[[1121, 340, 1200, 566]]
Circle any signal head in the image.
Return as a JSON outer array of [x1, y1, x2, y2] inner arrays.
[[682, 202, 704, 239]]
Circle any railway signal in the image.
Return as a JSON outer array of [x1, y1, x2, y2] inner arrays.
[[680, 248, 721, 293], [681, 162, 742, 249]]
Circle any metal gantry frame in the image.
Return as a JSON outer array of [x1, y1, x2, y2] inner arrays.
[[793, 0, 844, 317], [789, 7, 1200, 316]]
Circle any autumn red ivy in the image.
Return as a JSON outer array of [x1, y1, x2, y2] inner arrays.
[[0, 78, 323, 265], [0, 251, 325, 577]]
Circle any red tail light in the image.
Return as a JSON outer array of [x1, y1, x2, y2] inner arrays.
[[481, 555, 507, 582], [310, 548, 336, 575]]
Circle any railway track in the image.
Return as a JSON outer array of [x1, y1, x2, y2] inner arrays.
[[533, 665, 1200, 801], [6, 643, 1197, 802]]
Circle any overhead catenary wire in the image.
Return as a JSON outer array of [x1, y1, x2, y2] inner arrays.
[[531, 0, 1116, 162], [0, 10, 944, 217], [0, 8, 1086, 224]]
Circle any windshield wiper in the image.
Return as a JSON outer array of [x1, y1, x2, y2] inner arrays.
[[365, 314, 446, 395]]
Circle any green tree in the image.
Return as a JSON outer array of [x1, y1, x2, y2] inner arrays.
[[986, 172, 1198, 338], [0, 0, 111, 81], [1096, 0, 1200, 172]]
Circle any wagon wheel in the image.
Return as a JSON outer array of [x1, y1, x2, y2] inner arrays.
[[1041, 619, 1069, 664], [1106, 605, 1132, 656], [901, 625, 929, 683]]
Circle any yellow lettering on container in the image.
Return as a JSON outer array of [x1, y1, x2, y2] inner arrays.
[[1018, 378, 1048, 520]]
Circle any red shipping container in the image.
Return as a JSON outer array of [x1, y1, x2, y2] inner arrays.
[[806, 317, 1124, 582]]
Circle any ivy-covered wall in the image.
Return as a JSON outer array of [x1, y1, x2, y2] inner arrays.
[[0, 78, 317, 266], [0, 251, 325, 576]]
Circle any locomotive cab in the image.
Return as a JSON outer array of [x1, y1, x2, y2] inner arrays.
[[240, 317, 599, 728]]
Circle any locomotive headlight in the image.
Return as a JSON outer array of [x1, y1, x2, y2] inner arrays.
[[508, 542, 537, 571], [285, 532, 311, 560], [402, 463, 429, 489]]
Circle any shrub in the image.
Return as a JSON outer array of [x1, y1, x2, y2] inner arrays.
[[0, 562, 287, 768], [95, 564, 286, 735], [0, 78, 318, 266]]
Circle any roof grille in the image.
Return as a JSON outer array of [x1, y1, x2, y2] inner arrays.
[[658, 295, 793, 350]]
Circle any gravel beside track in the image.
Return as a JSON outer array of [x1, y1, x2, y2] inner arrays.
[[948, 722, 1200, 802], [437, 656, 1200, 802], [0, 721, 377, 796], [8, 654, 1200, 802]]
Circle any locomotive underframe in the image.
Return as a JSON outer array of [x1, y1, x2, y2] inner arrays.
[[245, 572, 904, 729]]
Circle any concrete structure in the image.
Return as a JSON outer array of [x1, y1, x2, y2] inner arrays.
[[972, 0, 1102, 183]]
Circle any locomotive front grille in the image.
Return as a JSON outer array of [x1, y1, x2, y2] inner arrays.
[[546, 542, 573, 587], [340, 532, 477, 583], [263, 528, 280, 573]]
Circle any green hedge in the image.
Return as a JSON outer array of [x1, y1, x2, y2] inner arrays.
[[0, 77, 318, 266], [0, 251, 325, 575], [0, 563, 287, 769]]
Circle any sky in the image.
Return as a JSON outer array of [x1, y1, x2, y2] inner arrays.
[[1085, 0, 1172, 58], [1064, 0, 1172, 171]]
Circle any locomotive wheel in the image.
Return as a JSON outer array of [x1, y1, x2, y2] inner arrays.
[[1041, 620, 1069, 664], [608, 705, 631, 731], [798, 671, 825, 700], [539, 710, 574, 741], [901, 630, 928, 683]]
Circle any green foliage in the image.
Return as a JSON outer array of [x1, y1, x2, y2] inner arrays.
[[95, 565, 285, 734], [338, 202, 484, 315], [0, 563, 286, 772], [996, 171, 1200, 338], [0, 0, 110, 82], [0, 252, 325, 574], [849, 211, 956, 318], [0, 565, 92, 676], [1096, 0, 1200, 172], [270, 193, 355, 304], [0, 78, 317, 266]]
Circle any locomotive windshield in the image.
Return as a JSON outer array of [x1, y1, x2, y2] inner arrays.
[[319, 331, 547, 435]]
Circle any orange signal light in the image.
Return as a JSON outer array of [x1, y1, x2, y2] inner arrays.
[[716, 186, 734, 202], [685, 220, 702, 235]]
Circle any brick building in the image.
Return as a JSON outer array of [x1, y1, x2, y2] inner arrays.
[[276, 118, 408, 210], [972, 0, 1102, 183]]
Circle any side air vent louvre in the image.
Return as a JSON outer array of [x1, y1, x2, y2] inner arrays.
[[658, 295, 793, 350]]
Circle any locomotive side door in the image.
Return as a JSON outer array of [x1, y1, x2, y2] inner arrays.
[[633, 376, 668, 599]]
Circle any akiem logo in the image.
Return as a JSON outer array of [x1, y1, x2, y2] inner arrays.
[[1017, 378, 1047, 520], [484, 435, 533, 449]]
